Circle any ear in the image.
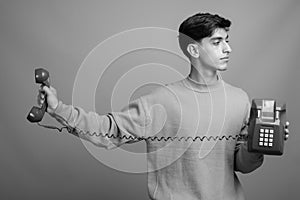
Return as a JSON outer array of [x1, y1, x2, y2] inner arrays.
[[187, 43, 200, 58]]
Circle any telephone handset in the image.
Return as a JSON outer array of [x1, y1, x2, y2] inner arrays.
[[247, 99, 287, 155], [27, 68, 50, 123]]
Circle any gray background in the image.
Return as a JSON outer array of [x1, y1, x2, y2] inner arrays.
[[1, 0, 299, 199]]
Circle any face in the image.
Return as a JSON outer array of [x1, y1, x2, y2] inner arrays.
[[197, 28, 232, 71]]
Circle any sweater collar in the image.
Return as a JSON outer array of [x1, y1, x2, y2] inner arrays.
[[182, 75, 224, 93]]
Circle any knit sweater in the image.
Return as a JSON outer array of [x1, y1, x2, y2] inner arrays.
[[52, 76, 264, 200]]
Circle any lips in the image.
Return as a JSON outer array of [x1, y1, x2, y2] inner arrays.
[[220, 57, 229, 60]]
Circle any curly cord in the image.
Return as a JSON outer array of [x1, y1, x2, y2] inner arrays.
[[37, 122, 245, 142]]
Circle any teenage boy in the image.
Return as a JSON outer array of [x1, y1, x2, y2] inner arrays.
[[39, 12, 289, 200]]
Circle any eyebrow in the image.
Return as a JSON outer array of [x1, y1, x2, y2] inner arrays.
[[210, 35, 229, 41]]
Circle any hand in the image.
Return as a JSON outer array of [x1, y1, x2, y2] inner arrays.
[[284, 121, 290, 141], [38, 85, 59, 114]]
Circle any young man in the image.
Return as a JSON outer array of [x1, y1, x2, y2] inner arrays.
[[39, 13, 287, 200]]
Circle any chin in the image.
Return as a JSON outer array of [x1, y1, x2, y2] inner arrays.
[[217, 66, 228, 71], [208, 64, 228, 72], [218, 67, 228, 71], [217, 63, 228, 71]]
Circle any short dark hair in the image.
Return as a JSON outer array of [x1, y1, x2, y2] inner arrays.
[[178, 12, 231, 58]]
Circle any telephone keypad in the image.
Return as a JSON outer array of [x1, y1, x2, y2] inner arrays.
[[258, 128, 274, 147]]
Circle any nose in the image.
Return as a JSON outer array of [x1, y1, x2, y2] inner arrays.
[[223, 42, 232, 54]]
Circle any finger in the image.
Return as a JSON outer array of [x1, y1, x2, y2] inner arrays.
[[42, 85, 52, 96], [285, 121, 290, 128], [284, 134, 289, 141], [284, 128, 289, 141], [40, 92, 45, 99], [37, 94, 44, 106], [284, 128, 289, 134], [38, 88, 46, 98], [38, 89, 45, 99]]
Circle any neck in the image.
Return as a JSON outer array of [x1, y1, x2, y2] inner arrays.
[[188, 64, 218, 85]]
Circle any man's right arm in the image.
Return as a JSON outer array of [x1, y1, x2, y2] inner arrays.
[[40, 86, 151, 149]]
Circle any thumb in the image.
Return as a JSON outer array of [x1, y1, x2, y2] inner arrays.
[[41, 85, 59, 113], [42, 85, 52, 96]]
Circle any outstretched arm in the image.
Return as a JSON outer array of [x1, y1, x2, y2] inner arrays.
[[39, 86, 150, 149]]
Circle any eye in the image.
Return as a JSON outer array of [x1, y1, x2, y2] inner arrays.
[[212, 41, 220, 46]]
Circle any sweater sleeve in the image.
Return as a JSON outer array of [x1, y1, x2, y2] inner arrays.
[[50, 97, 151, 149], [234, 98, 264, 173]]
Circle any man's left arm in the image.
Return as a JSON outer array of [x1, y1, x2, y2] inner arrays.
[[234, 101, 290, 173], [234, 123, 264, 174], [234, 99, 264, 174]]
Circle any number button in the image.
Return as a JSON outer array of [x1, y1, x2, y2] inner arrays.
[[269, 138, 273, 142], [260, 133, 264, 137], [265, 129, 269, 133], [260, 129, 264, 133]]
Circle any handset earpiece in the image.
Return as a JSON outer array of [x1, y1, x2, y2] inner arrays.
[[27, 68, 50, 123], [35, 68, 50, 87]]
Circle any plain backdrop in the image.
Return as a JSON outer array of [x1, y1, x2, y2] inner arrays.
[[0, 0, 299, 199]]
